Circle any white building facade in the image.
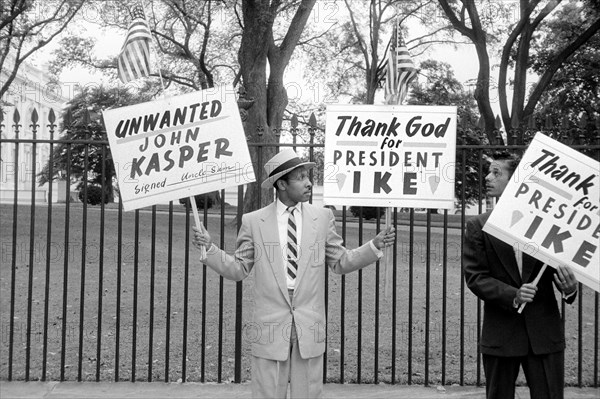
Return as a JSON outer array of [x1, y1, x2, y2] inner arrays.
[[1, 55, 69, 203]]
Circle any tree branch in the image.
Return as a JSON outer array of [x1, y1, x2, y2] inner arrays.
[[0, 0, 27, 32], [437, 0, 474, 39], [0, 0, 84, 98], [277, 0, 317, 67], [344, 0, 370, 68], [524, 17, 600, 118], [498, 0, 542, 131]]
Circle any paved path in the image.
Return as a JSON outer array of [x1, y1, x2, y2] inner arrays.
[[1, 382, 599, 399]]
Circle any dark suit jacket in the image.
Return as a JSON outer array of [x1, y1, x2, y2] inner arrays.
[[463, 212, 575, 357]]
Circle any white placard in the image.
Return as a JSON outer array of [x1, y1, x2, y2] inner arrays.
[[324, 104, 457, 208], [103, 85, 255, 211], [483, 133, 599, 292]]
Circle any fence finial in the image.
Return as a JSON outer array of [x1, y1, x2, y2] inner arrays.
[[290, 114, 298, 140], [64, 108, 73, 127], [477, 115, 485, 130]]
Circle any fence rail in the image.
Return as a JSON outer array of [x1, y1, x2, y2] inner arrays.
[[1, 108, 599, 387]]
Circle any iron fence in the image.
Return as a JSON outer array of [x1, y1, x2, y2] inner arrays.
[[0, 107, 599, 387]]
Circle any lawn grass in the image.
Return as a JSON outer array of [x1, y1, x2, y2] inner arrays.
[[0, 203, 598, 386]]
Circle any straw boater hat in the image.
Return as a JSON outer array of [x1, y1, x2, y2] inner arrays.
[[261, 149, 315, 189]]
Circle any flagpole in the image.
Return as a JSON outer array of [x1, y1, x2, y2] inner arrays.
[[138, 0, 206, 257], [382, 19, 417, 300], [383, 206, 393, 299], [139, 0, 167, 93], [382, 20, 398, 301]]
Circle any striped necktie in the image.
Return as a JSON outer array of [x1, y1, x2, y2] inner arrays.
[[286, 206, 298, 280]]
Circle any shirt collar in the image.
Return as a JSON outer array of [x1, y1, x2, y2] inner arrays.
[[276, 199, 302, 217]]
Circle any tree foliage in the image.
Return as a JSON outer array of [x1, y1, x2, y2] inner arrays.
[[237, 0, 317, 211], [37, 86, 154, 202], [0, 0, 84, 98], [49, 0, 237, 91], [26, 0, 599, 212], [48, 0, 320, 212], [409, 60, 484, 207], [528, 1, 600, 144], [438, 0, 600, 145], [300, 0, 455, 106]]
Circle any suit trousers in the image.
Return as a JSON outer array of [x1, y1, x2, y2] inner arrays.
[[483, 350, 564, 399], [251, 290, 324, 399]]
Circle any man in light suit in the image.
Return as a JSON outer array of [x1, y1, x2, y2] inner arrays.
[[192, 149, 395, 398], [463, 152, 578, 399]]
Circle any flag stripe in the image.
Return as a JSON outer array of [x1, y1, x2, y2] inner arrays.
[[117, 4, 152, 84], [384, 22, 417, 104]]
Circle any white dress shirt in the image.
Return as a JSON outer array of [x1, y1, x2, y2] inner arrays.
[[277, 199, 303, 290], [276, 200, 382, 290]]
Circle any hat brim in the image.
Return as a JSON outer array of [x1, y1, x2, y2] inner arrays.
[[261, 162, 315, 189]]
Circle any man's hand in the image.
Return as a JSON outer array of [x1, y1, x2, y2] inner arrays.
[[554, 265, 577, 295], [373, 226, 396, 250], [192, 225, 212, 252], [515, 283, 538, 306]]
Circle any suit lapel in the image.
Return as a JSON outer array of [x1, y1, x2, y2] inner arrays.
[[294, 204, 317, 288], [521, 253, 537, 283], [489, 235, 522, 286], [258, 203, 290, 302]]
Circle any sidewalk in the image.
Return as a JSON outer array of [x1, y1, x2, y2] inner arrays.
[[1, 381, 599, 399]]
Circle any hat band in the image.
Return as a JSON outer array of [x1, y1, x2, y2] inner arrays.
[[268, 157, 303, 178]]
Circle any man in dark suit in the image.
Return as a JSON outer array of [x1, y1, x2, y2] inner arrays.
[[463, 152, 578, 399], [192, 149, 395, 398]]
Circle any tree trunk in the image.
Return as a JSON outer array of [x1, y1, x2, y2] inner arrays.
[[437, 0, 500, 144], [472, 39, 499, 144], [239, 1, 274, 212], [238, 0, 317, 213], [440, 0, 598, 146], [509, 19, 534, 144], [365, 65, 378, 104], [523, 16, 600, 120]]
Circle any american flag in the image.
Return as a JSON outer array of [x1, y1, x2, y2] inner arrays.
[[117, 4, 152, 83], [384, 22, 417, 104]]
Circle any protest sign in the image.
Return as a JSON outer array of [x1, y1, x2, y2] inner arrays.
[[483, 133, 599, 292], [323, 104, 457, 208], [103, 85, 255, 211]]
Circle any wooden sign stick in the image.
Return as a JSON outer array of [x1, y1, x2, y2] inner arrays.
[[517, 263, 548, 314], [384, 207, 393, 299], [190, 196, 207, 259]]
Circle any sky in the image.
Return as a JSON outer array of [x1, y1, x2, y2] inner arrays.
[[28, 2, 502, 114]]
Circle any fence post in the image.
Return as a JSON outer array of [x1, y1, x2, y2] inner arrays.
[[8, 108, 22, 381], [25, 108, 39, 381], [1, 123, 599, 385]]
